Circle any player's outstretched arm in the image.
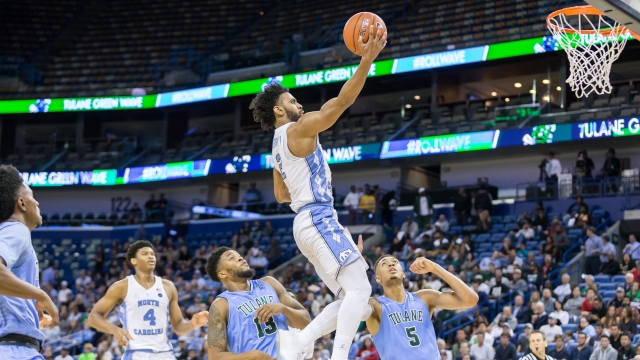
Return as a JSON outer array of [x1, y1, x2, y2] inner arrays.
[[273, 169, 291, 203], [208, 298, 274, 360], [87, 280, 134, 347], [164, 279, 209, 336], [293, 26, 387, 137], [260, 276, 311, 329], [410, 257, 479, 311], [365, 297, 383, 336]]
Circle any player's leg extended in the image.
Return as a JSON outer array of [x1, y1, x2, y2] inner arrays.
[[293, 208, 372, 360]]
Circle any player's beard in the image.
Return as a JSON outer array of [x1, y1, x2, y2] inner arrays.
[[285, 107, 302, 122], [234, 268, 256, 279]]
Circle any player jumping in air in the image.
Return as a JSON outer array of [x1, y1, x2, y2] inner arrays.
[[205, 247, 311, 360], [88, 240, 209, 360], [249, 25, 387, 360]]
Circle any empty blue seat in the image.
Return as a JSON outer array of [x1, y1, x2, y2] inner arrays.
[[526, 241, 538, 250], [450, 225, 462, 234], [633, 334, 640, 345], [503, 215, 517, 223], [515, 324, 526, 334], [504, 223, 518, 232], [492, 216, 504, 224], [568, 229, 584, 238], [491, 233, 506, 241], [562, 324, 577, 332], [613, 275, 626, 284], [594, 275, 611, 283], [479, 252, 493, 259], [491, 224, 505, 232], [601, 290, 616, 298], [475, 234, 491, 242], [567, 343, 578, 352], [600, 283, 616, 291], [547, 343, 556, 351]]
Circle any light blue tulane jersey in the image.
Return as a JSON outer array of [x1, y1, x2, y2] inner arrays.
[[218, 279, 289, 357], [0, 222, 44, 343], [372, 291, 440, 360]]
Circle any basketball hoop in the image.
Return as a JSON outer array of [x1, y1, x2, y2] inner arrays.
[[547, 5, 636, 98]]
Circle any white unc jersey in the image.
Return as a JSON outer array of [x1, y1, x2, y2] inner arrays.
[[118, 275, 172, 352], [272, 122, 334, 213]]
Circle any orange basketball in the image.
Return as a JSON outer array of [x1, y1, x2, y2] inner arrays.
[[343, 12, 386, 56]]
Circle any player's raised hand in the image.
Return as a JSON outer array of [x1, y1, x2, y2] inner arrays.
[[254, 303, 285, 324], [410, 257, 439, 275], [191, 310, 209, 328], [35, 291, 59, 328], [358, 25, 387, 62], [357, 234, 364, 254], [114, 328, 134, 347]]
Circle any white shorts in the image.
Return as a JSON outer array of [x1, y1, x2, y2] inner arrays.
[[293, 204, 367, 298], [121, 350, 176, 360]]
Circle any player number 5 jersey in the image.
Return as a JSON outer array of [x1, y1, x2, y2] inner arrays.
[[118, 275, 172, 352]]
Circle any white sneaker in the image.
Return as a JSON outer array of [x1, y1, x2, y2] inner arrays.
[[277, 328, 307, 360]]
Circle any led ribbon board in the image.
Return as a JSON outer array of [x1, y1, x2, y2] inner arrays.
[[4, 35, 632, 114]]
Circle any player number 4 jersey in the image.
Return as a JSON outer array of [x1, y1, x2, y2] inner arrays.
[[118, 275, 172, 352]]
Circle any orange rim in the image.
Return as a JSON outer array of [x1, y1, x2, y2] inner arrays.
[[547, 5, 629, 36]]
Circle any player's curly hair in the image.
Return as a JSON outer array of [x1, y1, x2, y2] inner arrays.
[[206, 246, 232, 282], [126, 240, 154, 266], [0, 165, 24, 223], [249, 82, 289, 131]]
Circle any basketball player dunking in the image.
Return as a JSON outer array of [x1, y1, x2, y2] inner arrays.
[[87, 240, 209, 360], [249, 26, 386, 360], [205, 247, 311, 360]]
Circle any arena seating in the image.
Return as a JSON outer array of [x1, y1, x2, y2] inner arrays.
[[0, 0, 581, 99]]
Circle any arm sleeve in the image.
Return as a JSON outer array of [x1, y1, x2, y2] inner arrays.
[[0, 223, 29, 269]]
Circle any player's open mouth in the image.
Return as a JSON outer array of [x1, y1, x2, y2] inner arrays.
[[389, 268, 397, 273]]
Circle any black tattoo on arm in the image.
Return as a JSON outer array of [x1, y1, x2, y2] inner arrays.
[[207, 303, 227, 352]]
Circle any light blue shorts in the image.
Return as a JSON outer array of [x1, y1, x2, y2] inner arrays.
[[0, 345, 44, 360]]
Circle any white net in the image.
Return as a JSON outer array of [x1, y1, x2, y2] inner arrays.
[[547, 9, 630, 98]]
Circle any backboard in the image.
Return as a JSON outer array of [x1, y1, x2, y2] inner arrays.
[[586, 0, 640, 37]]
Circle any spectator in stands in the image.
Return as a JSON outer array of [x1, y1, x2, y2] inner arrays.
[[78, 343, 96, 360], [602, 252, 622, 276], [454, 188, 471, 226], [532, 209, 549, 233], [157, 193, 168, 220], [570, 332, 594, 360], [609, 323, 622, 350], [128, 202, 142, 224], [542, 288, 558, 314], [541, 313, 564, 341], [356, 336, 378, 360], [491, 306, 517, 330], [413, 188, 433, 229], [475, 185, 493, 214], [510, 269, 528, 290], [554, 274, 572, 302], [623, 235, 640, 263], [452, 329, 471, 359], [343, 185, 360, 225], [470, 332, 494, 360], [515, 222, 536, 244], [616, 333, 634, 360], [566, 196, 590, 223], [589, 298, 607, 324], [434, 214, 450, 233], [545, 151, 563, 184], [359, 189, 376, 223], [457, 342, 474, 360], [493, 238, 516, 261], [54, 348, 72, 360], [583, 288, 598, 315], [601, 234, 617, 268], [472, 278, 490, 309], [266, 238, 282, 266], [541, 255, 558, 282], [533, 302, 549, 330], [243, 182, 262, 204], [495, 332, 517, 360], [584, 227, 604, 275], [619, 306, 638, 335], [627, 282, 640, 301], [514, 295, 532, 324], [401, 216, 419, 239], [438, 338, 453, 360], [551, 300, 570, 326], [549, 334, 571, 360], [578, 316, 597, 339], [591, 336, 618, 360], [473, 210, 492, 234], [379, 190, 397, 228], [541, 236, 559, 259], [602, 306, 618, 333], [42, 261, 55, 286], [58, 280, 73, 305], [249, 250, 269, 277], [609, 288, 626, 309], [624, 273, 636, 292], [517, 324, 534, 353], [134, 223, 147, 240], [620, 254, 636, 275]]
